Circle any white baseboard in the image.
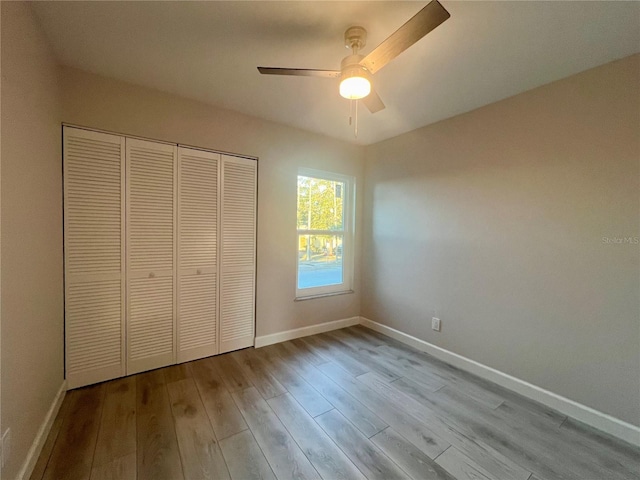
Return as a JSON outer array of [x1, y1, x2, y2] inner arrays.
[[360, 317, 640, 447], [17, 380, 67, 480], [255, 316, 361, 348]]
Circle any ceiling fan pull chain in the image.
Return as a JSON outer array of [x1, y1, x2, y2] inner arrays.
[[355, 99, 359, 138], [349, 99, 353, 126]]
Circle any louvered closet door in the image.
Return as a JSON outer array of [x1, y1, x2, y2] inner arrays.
[[220, 155, 257, 353], [126, 139, 177, 374], [177, 147, 220, 362], [64, 127, 125, 389]]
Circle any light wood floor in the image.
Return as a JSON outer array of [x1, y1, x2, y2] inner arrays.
[[31, 326, 639, 480]]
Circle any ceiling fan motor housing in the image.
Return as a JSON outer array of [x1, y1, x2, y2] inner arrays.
[[340, 54, 371, 99], [341, 54, 370, 75]]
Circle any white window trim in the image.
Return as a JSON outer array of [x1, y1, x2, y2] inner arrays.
[[296, 168, 355, 300]]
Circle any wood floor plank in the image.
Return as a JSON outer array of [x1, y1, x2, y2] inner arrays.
[[232, 387, 321, 480], [330, 332, 441, 388], [370, 428, 456, 480], [190, 357, 248, 440], [333, 328, 385, 351], [392, 377, 606, 480], [219, 430, 276, 480], [353, 325, 400, 344], [560, 417, 640, 470], [358, 340, 446, 392], [435, 447, 495, 480], [302, 335, 371, 376], [320, 362, 529, 480], [257, 345, 334, 417], [230, 348, 287, 399], [466, 373, 567, 427], [271, 341, 388, 437], [319, 362, 450, 459], [495, 399, 565, 429], [136, 369, 184, 480], [213, 353, 253, 392], [346, 325, 387, 347], [315, 408, 410, 480], [163, 363, 192, 384], [377, 344, 505, 409], [93, 376, 136, 467], [268, 393, 367, 480], [89, 453, 137, 480], [30, 391, 72, 480], [375, 377, 533, 480], [435, 384, 640, 480], [291, 337, 331, 365], [390, 379, 557, 479], [293, 336, 334, 363], [265, 340, 302, 363], [317, 333, 382, 376], [42, 383, 105, 480], [323, 330, 400, 382], [358, 371, 432, 409], [495, 398, 636, 478], [167, 378, 231, 480], [278, 339, 323, 365]]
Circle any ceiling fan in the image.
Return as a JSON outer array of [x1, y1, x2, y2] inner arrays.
[[257, 0, 450, 114]]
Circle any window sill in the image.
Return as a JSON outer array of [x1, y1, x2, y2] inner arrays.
[[294, 289, 354, 302]]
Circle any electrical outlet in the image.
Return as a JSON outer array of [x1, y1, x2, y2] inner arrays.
[[2, 428, 10, 468], [431, 317, 441, 332]]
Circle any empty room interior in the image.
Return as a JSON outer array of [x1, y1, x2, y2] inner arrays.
[[1, 1, 639, 479]]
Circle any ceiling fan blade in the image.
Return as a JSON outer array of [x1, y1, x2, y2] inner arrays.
[[362, 88, 385, 114], [360, 0, 450, 75], [257, 67, 341, 78]]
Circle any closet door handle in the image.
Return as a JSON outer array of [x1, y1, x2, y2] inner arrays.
[[197, 269, 202, 275], [149, 272, 155, 278]]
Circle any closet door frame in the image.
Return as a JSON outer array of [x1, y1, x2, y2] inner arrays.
[[63, 125, 257, 387]]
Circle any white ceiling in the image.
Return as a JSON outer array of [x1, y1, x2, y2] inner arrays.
[[32, 1, 640, 145]]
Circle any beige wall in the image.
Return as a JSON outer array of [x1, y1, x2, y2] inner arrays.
[[59, 66, 365, 339], [1, 2, 64, 478], [362, 54, 640, 426]]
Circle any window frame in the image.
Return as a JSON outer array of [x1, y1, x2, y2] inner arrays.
[[295, 168, 355, 300]]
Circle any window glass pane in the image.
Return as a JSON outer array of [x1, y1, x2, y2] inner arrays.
[[298, 234, 343, 289], [297, 175, 344, 231]]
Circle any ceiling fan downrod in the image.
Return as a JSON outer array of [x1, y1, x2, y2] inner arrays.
[[344, 26, 367, 55]]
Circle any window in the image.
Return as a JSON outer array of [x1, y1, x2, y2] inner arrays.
[[296, 169, 354, 298]]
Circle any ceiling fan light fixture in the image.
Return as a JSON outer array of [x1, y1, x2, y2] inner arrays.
[[339, 60, 371, 100], [339, 75, 371, 100]]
